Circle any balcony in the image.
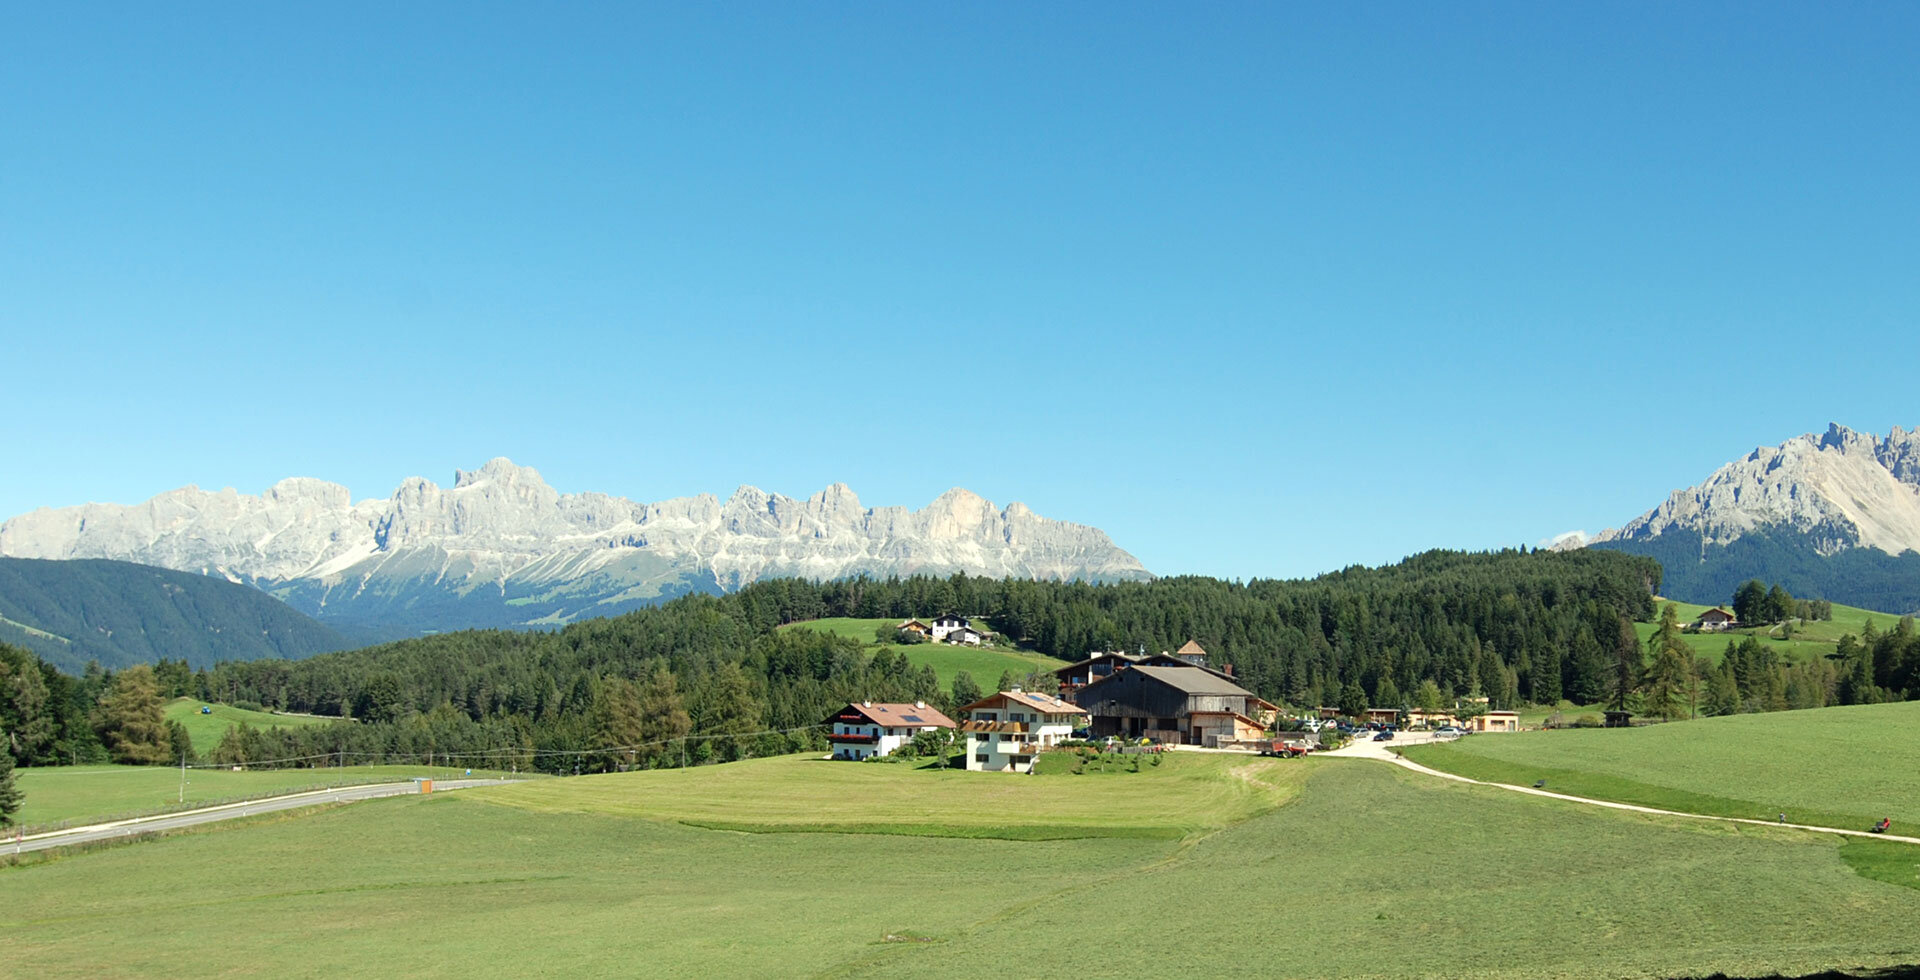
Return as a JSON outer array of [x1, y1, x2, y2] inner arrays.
[[826, 732, 879, 743], [961, 720, 1031, 734]]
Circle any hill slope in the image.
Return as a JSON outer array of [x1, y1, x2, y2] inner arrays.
[[1405, 700, 1920, 831], [0, 459, 1152, 634], [0, 557, 349, 672]]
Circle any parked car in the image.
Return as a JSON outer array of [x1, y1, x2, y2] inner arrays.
[[1433, 726, 1465, 738], [1372, 730, 1395, 741]]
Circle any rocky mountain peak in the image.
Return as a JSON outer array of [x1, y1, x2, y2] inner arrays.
[[0, 462, 1153, 631]]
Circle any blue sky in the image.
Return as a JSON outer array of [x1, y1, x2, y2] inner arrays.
[[4, 2, 1916, 580]]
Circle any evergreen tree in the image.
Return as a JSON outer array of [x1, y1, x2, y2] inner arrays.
[[695, 663, 764, 763], [0, 748, 20, 827], [1375, 676, 1402, 709], [1703, 659, 1741, 716], [636, 665, 692, 767], [590, 677, 645, 771], [1731, 580, 1768, 625], [949, 671, 982, 711], [1415, 679, 1445, 713], [1338, 680, 1367, 719], [1763, 584, 1795, 625], [994, 670, 1017, 694], [1607, 616, 1643, 713], [1641, 605, 1693, 720], [93, 664, 171, 765]]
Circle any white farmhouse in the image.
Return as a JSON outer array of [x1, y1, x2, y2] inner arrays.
[[824, 701, 957, 761], [929, 614, 971, 642], [958, 690, 1088, 773]]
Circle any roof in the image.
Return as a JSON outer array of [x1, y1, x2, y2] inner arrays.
[[933, 613, 968, 624], [1095, 665, 1257, 698], [1175, 640, 1208, 657], [828, 702, 957, 728], [960, 690, 1089, 716], [897, 618, 930, 629], [1698, 607, 1736, 619]]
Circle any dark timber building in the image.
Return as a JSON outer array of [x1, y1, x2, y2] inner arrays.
[[1072, 665, 1277, 746]]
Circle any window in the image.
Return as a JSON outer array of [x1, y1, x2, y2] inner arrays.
[[974, 754, 989, 764]]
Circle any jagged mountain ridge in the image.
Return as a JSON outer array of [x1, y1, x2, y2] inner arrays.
[[1575, 423, 1920, 612], [0, 460, 1152, 632]]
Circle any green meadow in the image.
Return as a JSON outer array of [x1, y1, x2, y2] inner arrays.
[[1403, 700, 1920, 833], [1637, 598, 1914, 665], [4, 752, 1918, 978], [779, 616, 1068, 688], [11, 764, 525, 831], [162, 696, 338, 755]]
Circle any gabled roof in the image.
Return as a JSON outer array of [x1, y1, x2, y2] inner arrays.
[[960, 690, 1088, 716], [1698, 607, 1736, 619], [1085, 665, 1256, 698], [827, 702, 957, 729], [1176, 640, 1208, 658], [897, 618, 931, 630], [932, 613, 968, 624]]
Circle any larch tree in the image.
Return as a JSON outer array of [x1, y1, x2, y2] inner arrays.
[[0, 749, 21, 827], [93, 664, 171, 765]]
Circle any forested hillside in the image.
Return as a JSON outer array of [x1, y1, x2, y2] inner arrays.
[[3, 548, 1677, 774], [1597, 528, 1920, 614], [0, 557, 350, 672]]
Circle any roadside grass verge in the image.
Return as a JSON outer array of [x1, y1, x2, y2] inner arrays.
[[12, 764, 529, 832], [1842, 840, 1920, 891]]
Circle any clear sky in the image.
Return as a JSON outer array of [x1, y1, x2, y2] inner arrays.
[[4, 3, 1916, 580]]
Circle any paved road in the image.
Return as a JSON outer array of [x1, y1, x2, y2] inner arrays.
[[1327, 733, 1920, 845], [7, 779, 518, 856]]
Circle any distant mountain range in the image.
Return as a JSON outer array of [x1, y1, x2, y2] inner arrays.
[[0, 557, 350, 673], [0, 459, 1152, 634], [1564, 423, 1920, 613]]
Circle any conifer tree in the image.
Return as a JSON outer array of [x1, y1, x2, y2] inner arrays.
[[93, 664, 171, 765], [0, 749, 21, 827]]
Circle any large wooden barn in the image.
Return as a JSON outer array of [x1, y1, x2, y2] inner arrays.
[[1072, 665, 1277, 746]]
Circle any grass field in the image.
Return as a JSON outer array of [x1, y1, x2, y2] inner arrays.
[[11, 764, 525, 831], [1639, 598, 1914, 665], [1403, 700, 1920, 833], [779, 616, 1068, 688], [481, 751, 1297, 838], [4, 756, 1917, 979], [162, 697, 339, 754]]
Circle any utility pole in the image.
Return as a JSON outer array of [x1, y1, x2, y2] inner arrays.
[[179, 749, 188, 804]]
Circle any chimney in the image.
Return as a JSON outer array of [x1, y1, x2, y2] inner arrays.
[[1223, 663, 1234, 677], [1011, 686, 1022, 693], [914, 700, 925, 709], [862, 700, 872, 707]]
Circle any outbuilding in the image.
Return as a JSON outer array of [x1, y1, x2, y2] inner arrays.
[[1074, 665, 1276, 746]]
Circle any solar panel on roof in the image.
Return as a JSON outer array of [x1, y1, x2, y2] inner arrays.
[[900, 714, 923, 723]]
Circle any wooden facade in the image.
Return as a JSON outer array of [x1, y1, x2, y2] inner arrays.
[[1073, 665, 1273, 746]]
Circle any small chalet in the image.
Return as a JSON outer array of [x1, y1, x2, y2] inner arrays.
[[930, 614, 971, 642], [1694, 607, 1739, 631], [945, 625, 987, 646], [824, 701, 957, 761], [1468, 710, 1520, 733], [895, 619, 932, 638], [1363, 708, 1400, 727], [1074, 665, 1277, 746], [959, 690, 1087, 773]]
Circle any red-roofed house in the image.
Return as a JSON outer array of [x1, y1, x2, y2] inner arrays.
[[824, 701, 957, 761], [958, 690, 1088, 773]]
